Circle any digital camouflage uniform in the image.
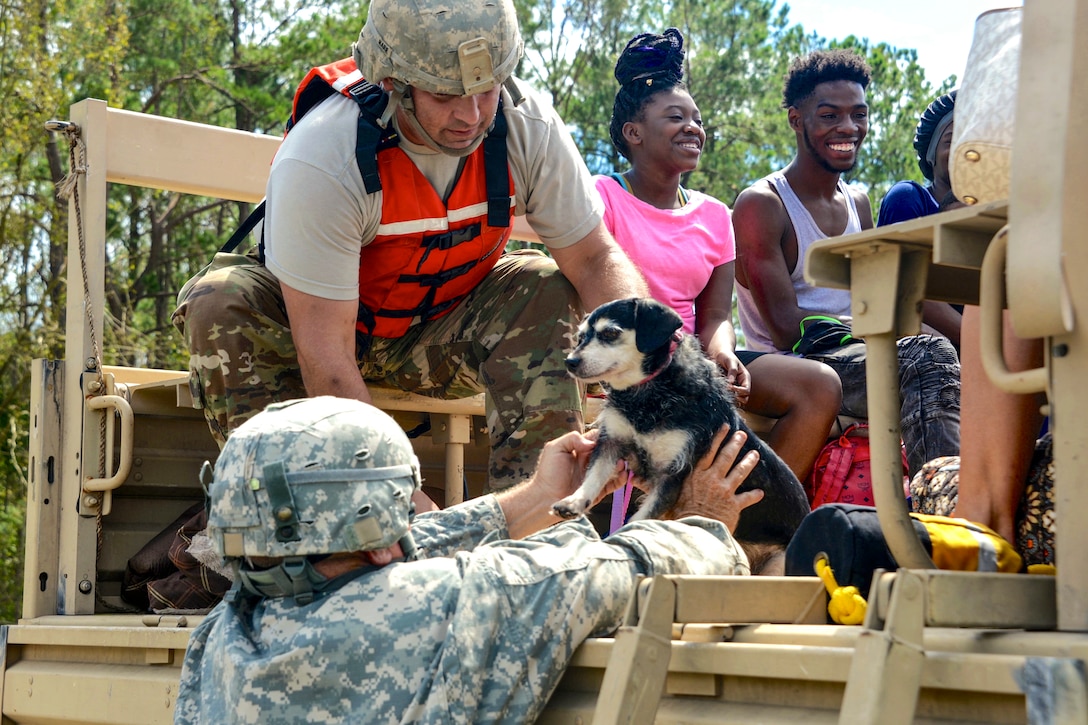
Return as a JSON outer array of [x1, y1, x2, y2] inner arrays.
[[172, 248, 584, 491], [173, 497, 750, 725]]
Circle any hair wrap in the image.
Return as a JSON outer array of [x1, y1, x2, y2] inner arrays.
[[913, 90, 957, 182], [614, 27, 685, 88], [609, 28, 687, 160]]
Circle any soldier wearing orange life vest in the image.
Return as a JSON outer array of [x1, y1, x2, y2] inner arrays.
[[173, 0, 648, 493]]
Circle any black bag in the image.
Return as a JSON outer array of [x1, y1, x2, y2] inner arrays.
[[785, 503, 1023, 605], [792, 315, 860, 356], [785, 504, 906, 600]]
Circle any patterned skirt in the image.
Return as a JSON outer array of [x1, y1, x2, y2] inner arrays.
[[908, 433, 1054, 568]]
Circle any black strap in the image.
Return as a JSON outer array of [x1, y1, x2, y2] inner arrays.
[[219, 200, 265, 255], [483, 96, 510, 228], [416, 223, 481, 271], [263, 461, 302, 544], [346, 80, 397, 194]]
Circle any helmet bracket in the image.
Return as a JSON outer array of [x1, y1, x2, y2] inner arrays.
[[459, 37, 496, 95]]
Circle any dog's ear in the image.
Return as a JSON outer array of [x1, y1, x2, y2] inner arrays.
[[633, 298, 682, 353]]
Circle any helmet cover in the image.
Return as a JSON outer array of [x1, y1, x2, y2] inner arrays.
[[206, 396, 421, 561], [353, 0, 523, 96]]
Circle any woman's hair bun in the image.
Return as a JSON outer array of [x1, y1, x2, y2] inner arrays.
[[614, 27, 685, 89]]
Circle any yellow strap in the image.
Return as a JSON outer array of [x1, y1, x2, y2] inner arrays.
[[815, 556, 867, 625]]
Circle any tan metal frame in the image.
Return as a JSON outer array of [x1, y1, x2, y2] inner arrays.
[[807, 0, 1088, 630]]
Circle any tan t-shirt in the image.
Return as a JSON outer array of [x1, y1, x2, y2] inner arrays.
[[264, 80, 603, 301]]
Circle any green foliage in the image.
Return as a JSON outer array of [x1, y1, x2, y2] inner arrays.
[[0, 407, 28, 623], [0, 501, 26, 624]]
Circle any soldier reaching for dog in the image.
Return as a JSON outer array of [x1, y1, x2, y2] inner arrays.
[[173, 396, 763, 724], [172, 0, 648, 496]]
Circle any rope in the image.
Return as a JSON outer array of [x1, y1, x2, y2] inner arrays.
[[815, 555, 867, 625], [55, 123, 104, 384], [53, 119, 117, 611]]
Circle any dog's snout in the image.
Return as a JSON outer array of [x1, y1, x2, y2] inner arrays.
[[565, 355, 580, 372]]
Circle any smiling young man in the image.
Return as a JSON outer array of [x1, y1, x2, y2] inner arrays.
[[173, 0, 649, 495], [731, 50, 961, 476]]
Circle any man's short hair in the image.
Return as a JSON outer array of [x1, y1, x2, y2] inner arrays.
[[782, 49, 872, 109]]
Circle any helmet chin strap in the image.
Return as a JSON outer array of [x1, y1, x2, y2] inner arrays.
[[389, 80, 486, 158], [228, 530, 419, 608], [230, 556, 328, 606]]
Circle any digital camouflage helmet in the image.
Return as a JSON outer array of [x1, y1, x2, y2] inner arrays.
[[206, 396, 421, 603], [352, 0, 524, 155]]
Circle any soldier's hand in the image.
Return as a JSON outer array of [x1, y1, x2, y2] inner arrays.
[[665, 424, 764, 532], [533, 429, 625, 505]]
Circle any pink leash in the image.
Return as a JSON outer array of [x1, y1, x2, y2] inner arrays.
[[608, 462, 635, 534]]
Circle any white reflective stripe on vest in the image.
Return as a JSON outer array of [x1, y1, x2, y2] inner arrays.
[[330, 69, 364, 92], [375, 198, 514, 237]]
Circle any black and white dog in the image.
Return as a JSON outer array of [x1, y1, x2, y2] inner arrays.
[[554, 298, 809, 553]]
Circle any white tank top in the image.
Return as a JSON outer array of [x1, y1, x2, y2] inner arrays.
[[736, 172, 859, 353]]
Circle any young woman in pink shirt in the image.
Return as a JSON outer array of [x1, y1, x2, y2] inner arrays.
[[596, 29, 842, 479]]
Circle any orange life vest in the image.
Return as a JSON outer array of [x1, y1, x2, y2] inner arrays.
[[287, 58, 516, 343], [357, 146, 514, 340]]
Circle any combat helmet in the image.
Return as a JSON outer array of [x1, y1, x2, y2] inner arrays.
[[206, 396, 421, 604], [352, 0, 524, 156], [913, 90, 957, 182]]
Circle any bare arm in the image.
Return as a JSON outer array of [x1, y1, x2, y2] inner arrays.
[[550, 221, 649, 309], [280, 284, 441, 513], [732, 186, 818, 351], [280, 283, 373, 403], [695, 263, 750, 405]]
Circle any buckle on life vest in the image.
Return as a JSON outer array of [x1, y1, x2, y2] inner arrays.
[[417, 223, 482, 271]]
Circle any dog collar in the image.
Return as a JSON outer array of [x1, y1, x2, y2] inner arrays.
[[634, 330, 683, 386]]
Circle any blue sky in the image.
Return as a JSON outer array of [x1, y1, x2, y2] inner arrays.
[[776, 0, 1023, 87]]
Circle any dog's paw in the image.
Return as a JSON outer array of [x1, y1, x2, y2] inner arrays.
[[551, 495, 591, 519]]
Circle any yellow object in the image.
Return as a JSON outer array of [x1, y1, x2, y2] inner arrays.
[[815, 556, 867, 625], [910, 514, 1023, 573]]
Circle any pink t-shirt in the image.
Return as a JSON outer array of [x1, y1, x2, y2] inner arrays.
[[595, 175, 735, 334]]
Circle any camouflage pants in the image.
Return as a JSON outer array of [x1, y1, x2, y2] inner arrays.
[[172, 250, 585, 491]]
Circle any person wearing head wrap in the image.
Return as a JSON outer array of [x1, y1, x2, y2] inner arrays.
[[594, 29, 843, 485], [877, 90, 957, 226], [875, 90, 962, 344]]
